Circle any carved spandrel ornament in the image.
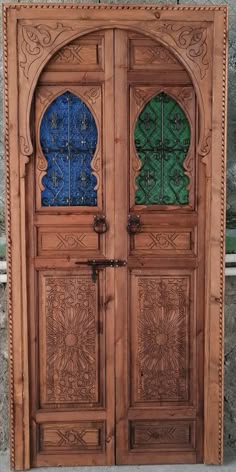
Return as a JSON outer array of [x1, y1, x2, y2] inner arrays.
[[151, 23, 209, 80], [20, 23, 73, 79]]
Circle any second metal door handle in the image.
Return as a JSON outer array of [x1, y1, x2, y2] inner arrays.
[[127, 214, 141, 234]]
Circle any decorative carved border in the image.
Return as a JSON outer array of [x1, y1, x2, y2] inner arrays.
[[218, 7, 228, 463], [3, 4, 227, 11], [2, 4, 227, 468], [3, 5, 15, 469]]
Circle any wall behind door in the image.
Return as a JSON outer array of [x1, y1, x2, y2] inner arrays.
[[0, 0, 236, 460]]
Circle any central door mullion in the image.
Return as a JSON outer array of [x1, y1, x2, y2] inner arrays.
[[103, 29, 116, 465], [114, 29, 129, 464]]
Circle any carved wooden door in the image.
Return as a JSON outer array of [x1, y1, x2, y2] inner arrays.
[[4, 4, 227, 469], [27, 28, 202, 467], [114, 31, 203, 465], [27, 31, 116, 467]]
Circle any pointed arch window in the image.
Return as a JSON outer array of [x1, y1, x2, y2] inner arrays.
[[40, 91, 98, 206], [134, 92, 191, 205]]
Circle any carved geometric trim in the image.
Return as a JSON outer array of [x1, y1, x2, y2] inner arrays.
[[49, 44, 98, 66], [133, 231, 192, 252], [131, 44, 179, 66], [38, 229, 99, 254], [130, 420, 195, 450], [38, 421, 105, 452]]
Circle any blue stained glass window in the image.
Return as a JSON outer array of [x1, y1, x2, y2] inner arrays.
[[40, 91, 98, 206]]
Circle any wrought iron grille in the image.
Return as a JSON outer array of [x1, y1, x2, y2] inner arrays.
[[40, 91, 98, 207], [134, 92, 191, 205]]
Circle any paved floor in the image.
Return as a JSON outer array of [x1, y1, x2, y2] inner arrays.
[[1, 452, 236, 472]]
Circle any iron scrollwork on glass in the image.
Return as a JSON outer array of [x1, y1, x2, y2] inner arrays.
[[40, 91, 98, 206], [134, 92, 191, 206]]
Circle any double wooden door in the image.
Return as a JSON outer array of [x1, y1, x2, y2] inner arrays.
[[27, 28, 204, 467]]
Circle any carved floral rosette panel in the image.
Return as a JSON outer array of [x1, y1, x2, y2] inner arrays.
[[39, 272, 102, 406], [35, 84, 102, 210], [130, 85, 196, 210], [131, 273, 193, 404]]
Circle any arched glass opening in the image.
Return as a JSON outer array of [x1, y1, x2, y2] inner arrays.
[[134, 92, 191, 205], [40, 91, 98, 206]]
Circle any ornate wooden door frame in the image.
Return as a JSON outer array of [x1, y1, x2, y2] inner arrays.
[[3, 3, 227, 469]]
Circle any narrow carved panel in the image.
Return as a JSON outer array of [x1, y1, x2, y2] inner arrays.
[[130, 421, 195, 450], [129, 39, 184, 70], [132, 274, 190, 403], [51, 45, 98, 65], [132, 231, 193, 254], [39, 422, 105, 452], [40, 274, 100, 405], [38, 227, 99, 255], [46, 37, 103, 71]]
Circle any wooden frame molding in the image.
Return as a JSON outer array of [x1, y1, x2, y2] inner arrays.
[[3, 3, 227, 469]]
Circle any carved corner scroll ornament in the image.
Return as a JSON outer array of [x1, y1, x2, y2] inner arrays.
[[198, 131, 212, 177], [199, 131, 212, 160], [20, 23, 73, 79], [84, 87, 101, 105], [152, 24, 209, 80], [37, 87, 53, 105]]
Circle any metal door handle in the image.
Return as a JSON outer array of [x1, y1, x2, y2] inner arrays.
[[127, 214, 141, 234], [93, 215, 108, 234]]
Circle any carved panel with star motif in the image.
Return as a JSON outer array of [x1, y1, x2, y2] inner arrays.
[[39, 271, 104, 407], [130, 270, 195, 406]]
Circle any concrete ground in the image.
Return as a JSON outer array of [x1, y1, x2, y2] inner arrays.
[[1, 453, 236, 472]]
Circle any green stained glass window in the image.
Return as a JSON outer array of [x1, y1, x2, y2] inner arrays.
[[134, 92, 191, 205]]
